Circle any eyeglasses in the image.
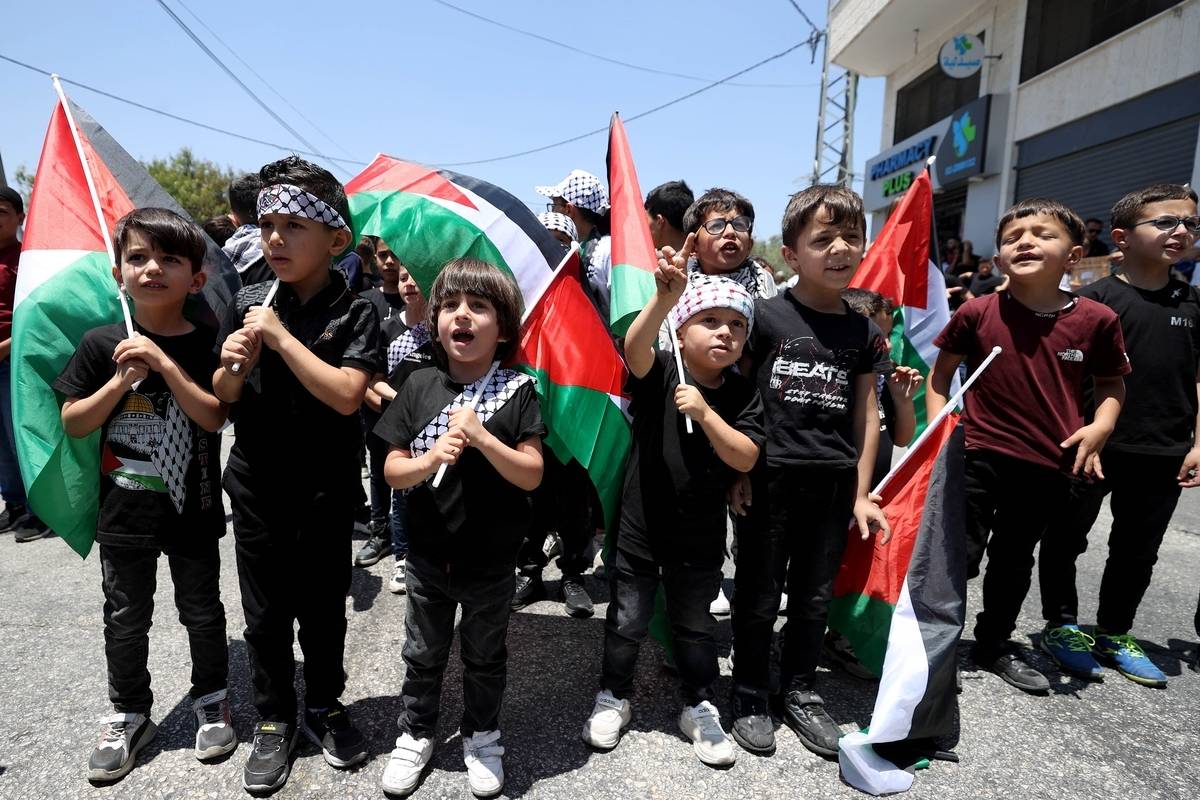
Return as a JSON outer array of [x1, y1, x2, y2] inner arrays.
[[1133, 215, 1200, 233], [701, 215, 752, 236], [545, 199, 568, 213]]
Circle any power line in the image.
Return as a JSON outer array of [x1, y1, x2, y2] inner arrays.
[[0, 53, 367, 167], [435, 39, 812, 167], [432, 0, 815, 90], [152, 0, 348, 175], [173, 0, 356, 160], [784, 0, 822, 35]]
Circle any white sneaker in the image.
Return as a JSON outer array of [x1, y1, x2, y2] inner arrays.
[[381, 733, 433, 796], [462, 729, 504, 797], [389, 559, 407, 595], [192, 689, 237, 760], [581, 689, 632, 749], [709, 586, 731, 616], [678, 701, 736, 767]]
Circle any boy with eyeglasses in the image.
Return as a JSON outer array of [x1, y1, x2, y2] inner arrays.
[[681, 188, 778, 300], [1038, 184, 1200, 688]]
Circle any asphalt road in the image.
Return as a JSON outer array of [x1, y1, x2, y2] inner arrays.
[[0, 429, 1197, 799]]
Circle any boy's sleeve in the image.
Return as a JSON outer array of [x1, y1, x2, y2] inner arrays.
[[625, 348, 670, 397], [856, 319, 893, 375], [933, 301, 977, 355], [341, 300, 383, 374], [733, 385, 766, 451], [374, 378, 418, 448], [52, 330, 111, 398], [513, 381, 547, 443], [1088, 308, 1132, 378]]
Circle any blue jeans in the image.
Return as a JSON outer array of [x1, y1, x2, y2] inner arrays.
[[391, 489, 408, 560], [0, 361, 27, 507]]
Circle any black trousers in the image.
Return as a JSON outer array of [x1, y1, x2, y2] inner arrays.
[[966, 450, 1070, 650], [398, 556, 514, 738], [1039, 451, 1183, 634], [731, 466, 857, 696], [99, 540, 228, 714], [366, 430, 393, 528], [519, 452, 593, 577], [601, 547, 723, 705], [226, 465, 354, 722]]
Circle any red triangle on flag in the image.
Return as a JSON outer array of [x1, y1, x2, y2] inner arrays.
[[345, 155, 478, 211]]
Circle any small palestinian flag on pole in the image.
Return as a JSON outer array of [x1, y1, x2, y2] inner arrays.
[[606, 113, 658, 337], [832, 348, 1001, 796], [850, 160, 954, 435], [346, 155, 561, 300], [511, 245, 631, 528], [12, 81, 237, 557]]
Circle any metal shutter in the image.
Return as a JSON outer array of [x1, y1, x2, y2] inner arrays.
[[1015, 116, 1199, 224]]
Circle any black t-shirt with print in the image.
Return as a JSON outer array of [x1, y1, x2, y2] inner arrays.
[[218, 272, 383, 482], [1078, 275, 1200, 455], [747, 291, 891, 469], [54, 322, 225, 550], [618, 350, 764, 567], [373, 366, 545, 568], [360, 287, 407, 345]]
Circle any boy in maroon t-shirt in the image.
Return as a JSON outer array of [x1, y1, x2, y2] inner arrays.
[[927, 198, 1130, 694]]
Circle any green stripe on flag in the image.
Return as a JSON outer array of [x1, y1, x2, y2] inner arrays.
[[891, 312, 934, 436], [609, 262, 658, 338], [827, 592, 896, 678]]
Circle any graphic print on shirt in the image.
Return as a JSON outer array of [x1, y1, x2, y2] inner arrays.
[[103, 392, 194, 512], [768, 336, 858, 413]]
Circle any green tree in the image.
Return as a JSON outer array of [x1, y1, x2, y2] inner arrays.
[[144, 148, 239, 223], [751, 234, 787, 283]]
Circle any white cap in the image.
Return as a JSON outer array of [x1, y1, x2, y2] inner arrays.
[[535, 169, 610, 213]]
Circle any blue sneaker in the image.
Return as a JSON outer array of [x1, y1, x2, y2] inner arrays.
[[1040, 625, 1104, 681], [1093, 632, 1167, 688]]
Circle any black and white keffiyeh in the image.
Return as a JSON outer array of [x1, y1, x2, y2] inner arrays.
[[686, 256, 778, 300], [222, 224, 263, 274], [386, 322, 432, 373], [408, 369, 532, 463], [257, 183, 349, 230], [149, 396, 193, 514]]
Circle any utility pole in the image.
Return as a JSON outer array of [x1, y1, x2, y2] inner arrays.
[[810, 31, 859, 187]]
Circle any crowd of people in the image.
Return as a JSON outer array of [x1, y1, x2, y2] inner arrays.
[[0, 155, 1198, 798]]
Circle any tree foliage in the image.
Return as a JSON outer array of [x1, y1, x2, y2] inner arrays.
[[143, 148, 239, 223], [751, 234, 787, 282]]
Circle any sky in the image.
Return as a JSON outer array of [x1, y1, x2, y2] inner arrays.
[[1, 0, 883, 238]]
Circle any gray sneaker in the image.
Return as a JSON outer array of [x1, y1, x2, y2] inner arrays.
[[88, 712, 157, 782], [193, 689, 237, 761]]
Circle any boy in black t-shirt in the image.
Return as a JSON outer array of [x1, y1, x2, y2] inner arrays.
[[56, 208, 233, 783], [730, 185, 891, 759], [213, 157, 380, 792], [582, 252, 764, 767], [1039, 184, 1200, 688], [374, 258, 544, 799]]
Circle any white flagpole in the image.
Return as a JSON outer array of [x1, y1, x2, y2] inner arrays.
[[871, 345, 1002, 498], [229, 278, 279, 374], [51, 75, 135, 339], [664, 315, 694, 434]]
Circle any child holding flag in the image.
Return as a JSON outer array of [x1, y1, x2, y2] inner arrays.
[[375, 258, 545, 798], [582, 246, 764, 767], [56, 208, 233, 782], [730, 185, 892, 759], [927, 198, 1129, 694], [213, 157, 380, 792]]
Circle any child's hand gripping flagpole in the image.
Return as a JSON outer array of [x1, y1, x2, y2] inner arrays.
[[431, 359, 501, 488], [229, 278, 279, 374], [872, 345, 1002, 498]]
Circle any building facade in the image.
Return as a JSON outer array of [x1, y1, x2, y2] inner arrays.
[[830, 0, 1200, 256]]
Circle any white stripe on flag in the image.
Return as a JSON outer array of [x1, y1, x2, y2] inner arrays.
[[14, 249, 98, 308]]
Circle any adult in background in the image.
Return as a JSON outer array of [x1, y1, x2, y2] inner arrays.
[[0, 186, 49, 540], [222, 173, 273, 287], [1084, 218, 1111, 258], [645, 180, 694, 254], [966, 256, 1006, 299], [536, 170, 611, 320]]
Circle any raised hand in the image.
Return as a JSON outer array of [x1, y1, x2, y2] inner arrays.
[[655, 232, 696, 298]]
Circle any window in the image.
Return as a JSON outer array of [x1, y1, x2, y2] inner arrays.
[[1021, 0, 1184, 82], [894, 54, 982, 142]]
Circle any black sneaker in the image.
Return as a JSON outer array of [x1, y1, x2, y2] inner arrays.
[[975, 643, 1050, 694], [0, 504, 28, 532], [781, 690, 841, 758], [511, 573, 546, 610], [88, 712, 157, 782], [14, 515, 51, 543], [730, 692, 775, 755], [303, 703, 367, 768], [242, 721, 297, 793], [561, 575, 594, 618], [354, 526, 393, 567]]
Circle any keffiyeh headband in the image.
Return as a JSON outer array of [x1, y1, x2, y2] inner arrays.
[[257, 183, 349, 230], [671, 274, 755, 333]]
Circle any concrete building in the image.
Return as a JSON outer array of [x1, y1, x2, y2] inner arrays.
[[830, 0, 1200, 258]]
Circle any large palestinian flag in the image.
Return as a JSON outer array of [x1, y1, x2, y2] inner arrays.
[[850, 166, 953, 435], [346, 155, 562, 302], [830, 412, 966, 795], [606, 113, 658, 336], [13, 94, 238, 557], [512, 246, 631, 528]]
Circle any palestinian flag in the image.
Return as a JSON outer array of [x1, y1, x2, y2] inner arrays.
[[511, 246, 631, 528], [850, 166, 953, 435], [606, 113, 658, 336], [346, 155, 561, 300], [13, 94, 238, 557], [830, 412, 966, 796]]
